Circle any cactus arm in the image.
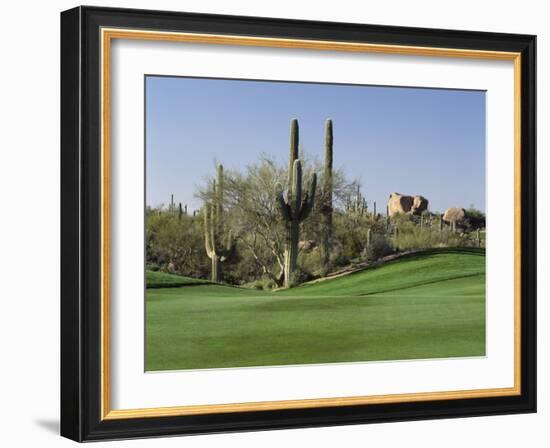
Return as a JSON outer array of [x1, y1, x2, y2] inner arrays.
[[225, 229, 233, 251], [299, 173, 317, 221], [288, 119, 299, 195], [203, 204, 215, 258], [324, 119, 333, 174], [275, 185, 292, 221], [220, 230, 236, 262], [216, 165, 224, 234], [291, 159, 303, 214]]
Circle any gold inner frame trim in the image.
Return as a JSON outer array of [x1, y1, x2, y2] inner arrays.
[[100, 27, 522, 421]]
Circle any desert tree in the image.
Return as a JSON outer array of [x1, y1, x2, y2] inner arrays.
[[223, 156, 288, 284]]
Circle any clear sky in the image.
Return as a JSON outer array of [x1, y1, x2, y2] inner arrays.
[[145, 76, 486, 213]]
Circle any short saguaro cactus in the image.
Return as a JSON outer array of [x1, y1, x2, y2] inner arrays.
[[203, 164, 235, 282]]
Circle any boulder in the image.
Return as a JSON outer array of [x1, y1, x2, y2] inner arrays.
[[443, 207, 466, 223], [388, 193, 413, 216], [412, 195, 429, 214], [387, 192, 429, 217]]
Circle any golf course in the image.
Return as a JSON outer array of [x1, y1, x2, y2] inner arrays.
[[145, 248, 486, 371]]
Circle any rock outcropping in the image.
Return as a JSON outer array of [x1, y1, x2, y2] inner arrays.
[[387, 193, 429, 217], [442, 207, 466, 224]]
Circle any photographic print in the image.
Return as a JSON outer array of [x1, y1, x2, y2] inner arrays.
[[144, 76, 487, 372], [61, 8, 536, 440]]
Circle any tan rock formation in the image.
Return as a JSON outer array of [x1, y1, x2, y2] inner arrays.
[[443, 207, 466, 223], [387, 192, 429, 217]]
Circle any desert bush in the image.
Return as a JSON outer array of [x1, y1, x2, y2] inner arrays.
[[364, 234, 394, 261], [464, 207, 486, 231], [146, 262, 160, 272], [330, 251, 350, 268], [333, 213, 382, 260], [243, 277, 277, 290], [394, 227, 468, 250], [288, 266, 314, 287], [296, 249, 322, 278], [461, 229, 486, 248], [146, 210, 209, 278]]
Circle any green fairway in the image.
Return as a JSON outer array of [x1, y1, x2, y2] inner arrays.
[[146, 270, 213, 288], [145, 249, 486, 371]]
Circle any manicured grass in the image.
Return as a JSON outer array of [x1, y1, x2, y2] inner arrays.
[[145, 249, 485, 371], [146, 270, 212, 288]]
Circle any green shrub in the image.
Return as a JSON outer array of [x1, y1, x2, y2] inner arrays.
[[395, 227, 468, 250], [242, 277, 277, 290], [331, 252, 350, 268], [464, 207, 486, 230], [286, 265, 314, 287], [295, 248, 321, 276], [364, 235, 394, 261]]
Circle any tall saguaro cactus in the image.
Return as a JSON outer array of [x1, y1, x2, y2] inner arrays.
[[276, 119, 317, 288], [203, 164, 235, 282], [320, 119, 333, 268]]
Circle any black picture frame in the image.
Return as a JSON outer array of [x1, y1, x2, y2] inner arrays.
[[61, 5, 536, 442]]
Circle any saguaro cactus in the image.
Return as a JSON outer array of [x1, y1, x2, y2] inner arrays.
[[355, 185, 364, 215], [346, 184, 367, 217], [394, 224, 399, 251], [320, 119, 333, 268], [203, 164, 235, 282], [276, 119, 317, 288]]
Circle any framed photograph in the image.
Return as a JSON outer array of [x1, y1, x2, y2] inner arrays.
[[61, 6, 536, 442]]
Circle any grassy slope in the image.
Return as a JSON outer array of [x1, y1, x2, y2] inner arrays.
[[146, 270, 212, 288], [146, 250, 485, 371], [278, 248, 485, 297]]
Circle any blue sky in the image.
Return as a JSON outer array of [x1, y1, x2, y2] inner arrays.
[[146, 76, 486, 213]]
